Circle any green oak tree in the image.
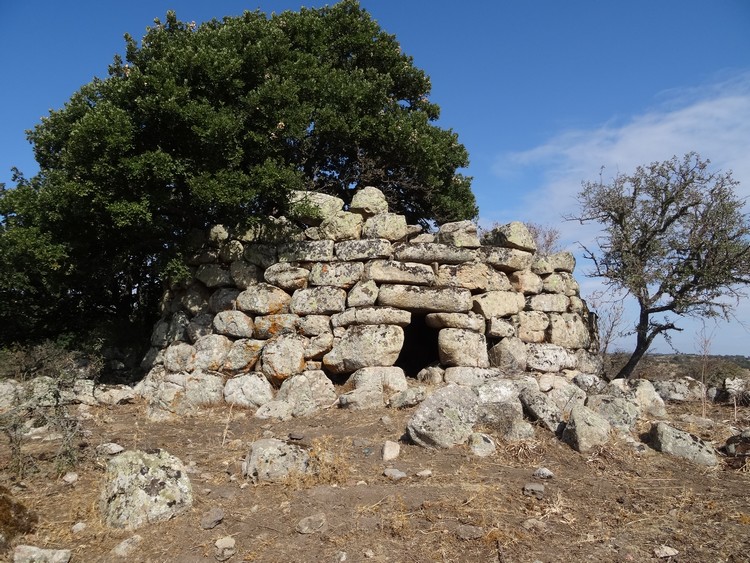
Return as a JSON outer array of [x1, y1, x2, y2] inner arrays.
[[570, 153, 750, 380], [1, 1, 476, 347]]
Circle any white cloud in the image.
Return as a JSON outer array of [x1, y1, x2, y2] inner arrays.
[[488, 71, 750, 356]]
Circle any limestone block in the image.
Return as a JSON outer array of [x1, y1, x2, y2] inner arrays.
[[477, 247, 534, 272], [243, 243, 277, 268], [350, 186, 389, 215], [585, 395, 639, 431], [472, 291, 525, 318], [444, 367, 503, 386], [361, 213, 408, 241], [290, 286, 347, 315], [334, 239, 393, 261], [186, 313, 214, 343], [649, 422, 718, 466], [253, 314, 300, 339], [317, 211, 363, 241], [180, 283, 211, 316], [261, 334, 307, 383], [304, 332, 334, 360], [288, 190, 344, 225], [488, 336, 527, 371], [223, 339, 265, 372], [394, 242, 476, 264], [548, 313, 590, 349], [308, 261, 364, 288], [435, 262, 503, 291], [223, 372, 274, 407], [332, 307, 411, 327], [322, 324, 404, 374], [517, 311, 550, 332], [209, 288, 241, 313], [208, 224, 229, 245], [100, 449, 193, 530], [541, 272, 579, 296], [195, 264, 233, 288], [525, 343, 577, 372], [425, 312, 485, 332], [236, 283, 291, 315], [378, 284, 472, 313], [193, 335, 233, 371], [436, 220, 481, 248], [487, 221, 536, 252], [531, 256, 555, 275], [347, 280, 379, 307], [276, 370, 338, 416], [229, 260, 260, 289], [509, 270, 543, 294], [486, 317, 516, 338], [164, 343, 196, 373], [438, 328, 489, 367], [548, 251, 576, 273], [519, 388, 563, 434], [562, 405, 612, 453], [244, 439, 310, 482], [213, 311, 255, 339], [219, 239, 244, 263], [410, 233, 435, 243], [297, 315, 332, 336], [263, 263, 310, 292], [529, 293, 569, 313], [278, 240, 335, 262], [364, 259, 435, 285], [407, 385, 479, 449], [568, 296, 585, 313], [487, 268, 514, 291]]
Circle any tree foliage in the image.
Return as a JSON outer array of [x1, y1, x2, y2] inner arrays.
[[571, 153, 750, 379], [0, 1, 475, 348]]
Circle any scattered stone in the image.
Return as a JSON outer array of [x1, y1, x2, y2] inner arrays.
[[561, 405, 612, 453], [62, 472, 78, 485], [296, 512, 328, 534], [519, 388, 563, 434], [388, 386, 428, 409], [649, 422, 719, 466], [468, 432, 496, 457], [522, 483, 545, 500], [382, 441, 400, 462], [244, 438, 310, 482], [416, 469, 433, 478], [97, 442, 125, 456], [383, 468, 407, 481], [12, 546, 71, 563], [456, 524, 484, 540], [521, 518, 547, 532], [654, 545, 679, 558], [201, 507, 225, 530], [533, 467, 554, 480], [71, 522, 87, 534], [100, 449, 193, 530], [214, 536, 236, 562], [110, 535, 143, 558]]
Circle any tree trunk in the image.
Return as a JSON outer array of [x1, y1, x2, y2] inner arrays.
[[614, 310, 653, 380]]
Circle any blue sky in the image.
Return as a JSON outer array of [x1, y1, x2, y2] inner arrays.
[[1, 1, 749, 355]]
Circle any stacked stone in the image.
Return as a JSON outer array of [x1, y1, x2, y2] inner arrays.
[[137, 186, 599, 420]]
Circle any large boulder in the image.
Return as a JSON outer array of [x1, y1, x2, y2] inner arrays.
[[561, 405, 612, 453], [438, 328, 489, 367], [649, 422, 719, 466], [223, 373, 274, 408], [323, 325, 404, 374], [100, 449, 193, 530], [243, 438, 310, 482], [407, 385, 479, 448]]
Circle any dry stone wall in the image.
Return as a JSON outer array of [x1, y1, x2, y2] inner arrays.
[[137, 187, 601, 420]]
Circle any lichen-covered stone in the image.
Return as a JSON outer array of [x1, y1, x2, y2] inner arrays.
[[435, 262, 504, 291], [436, 220, 481, 248], [236, 283, 291, 315], [261, 334, 307, 383], [478, 247, 534, 272], [253, 314, 300, 339], [378, 284, 472, 313], [263, 263, 310, 292], [213, 311, 255, 339], [288, 190, 344, 225], [350, 186, 389, 215], [347, 280, 379, 307], [425, 312, 485, 332], [323, 324, 404, 374], [361, 213, 408, 241], [308, 261, 364, 288], [529, 293, 569, 313], [278, 240, 335, 262], [331, 307, 411, 327], [394, 242, 476, 264], [438, 329, 489, 367], [223, 372, 274, 407], [334, 239, 393, 261], [223, 339, 265, 373], [316, 211, 364, 241], [548, 313, 590, 349], [290, 286, 347, 315], [100, 449, 193, 530], [195, 264, 233, 288], [472, 291, 525, 318], [364, 259, 435, 285]]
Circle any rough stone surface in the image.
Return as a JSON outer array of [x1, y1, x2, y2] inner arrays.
[[100, 449, 193, 530], [378, 284, 472, 313], [519, 388, 563, 434], [650, 422, 719, 466], [223, 372, 274, 408], [561, 405, 612, 452], [12, 546, 72, 563], [244, 438, 310, 482], [323, 325, 404, 374], [407, 385, 479, 448], [472, 291, 525, 318], [261, 334, 307, 382], [438, 329, 489, 368]]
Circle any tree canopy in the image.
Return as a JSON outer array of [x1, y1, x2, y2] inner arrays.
[[571, 153, 750, 379], [0, 1, 476, 348]]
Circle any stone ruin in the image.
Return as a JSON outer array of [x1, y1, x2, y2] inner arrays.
[[137, 186, 603, 423]]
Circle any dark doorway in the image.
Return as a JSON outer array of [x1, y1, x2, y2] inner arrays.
[[395, 314, 440, 376]]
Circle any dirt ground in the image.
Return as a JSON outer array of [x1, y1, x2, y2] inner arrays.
[[2, 394, 750, 563]]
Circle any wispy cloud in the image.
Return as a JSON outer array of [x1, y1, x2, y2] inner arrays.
[[488, 71, 750, 355]]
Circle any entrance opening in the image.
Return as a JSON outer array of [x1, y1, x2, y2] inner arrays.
[[395, 314, 440, 377]]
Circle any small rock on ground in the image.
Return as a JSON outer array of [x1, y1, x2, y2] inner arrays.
[[296, 512, 328, 534], [533, 467, 554, 479], [200, 507, 225, 530], [383, 467, 407, 481], [522, 483, 545, 499], [214, 536, 236, 562], [381, 440, 400, 461]]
